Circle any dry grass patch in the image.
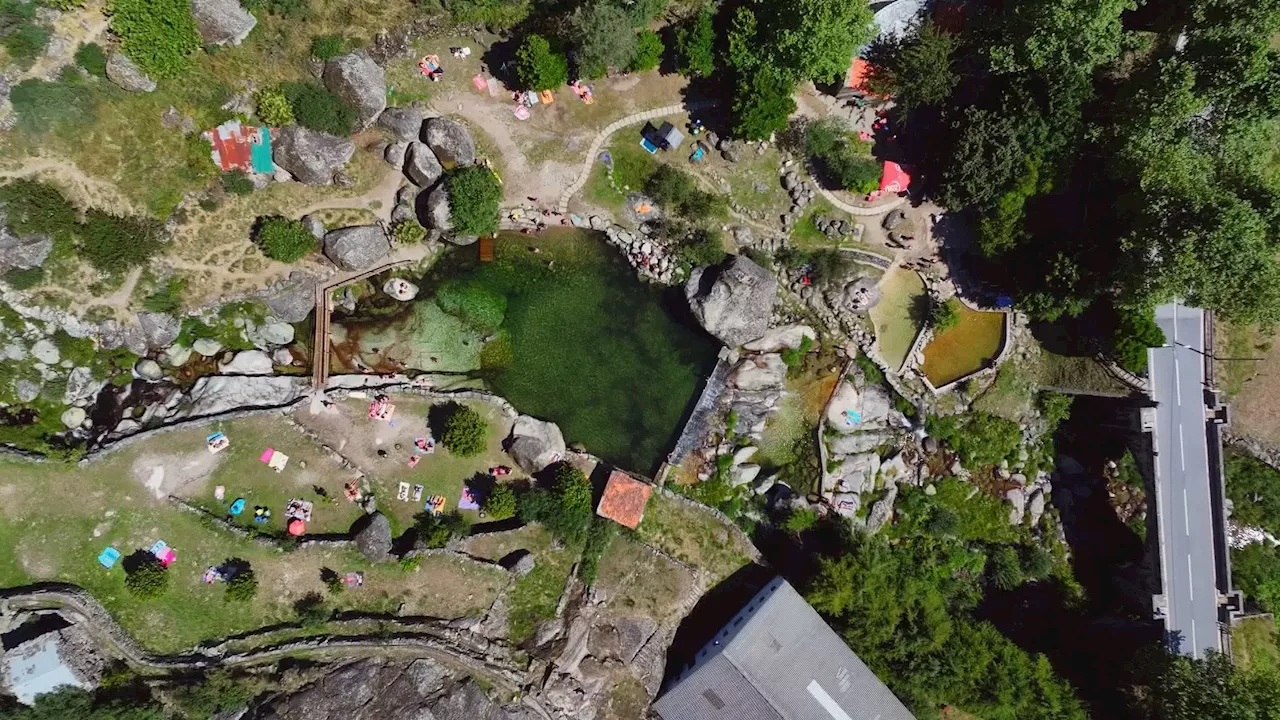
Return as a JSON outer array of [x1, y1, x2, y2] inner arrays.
[[635, 494, 755, 583], [594, 537, 694, 619]]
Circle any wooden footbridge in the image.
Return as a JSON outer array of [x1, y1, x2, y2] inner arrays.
[[311, 261, 416, 388]]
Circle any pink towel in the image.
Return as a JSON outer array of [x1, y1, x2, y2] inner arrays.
[[259, 448, 274, 463]]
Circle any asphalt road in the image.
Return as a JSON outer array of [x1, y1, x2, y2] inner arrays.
[[1149, 302, 1220, 658]]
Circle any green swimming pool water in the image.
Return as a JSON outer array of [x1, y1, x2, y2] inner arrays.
[[338, 230, 720, 473], [921, 305, 1007, 387]]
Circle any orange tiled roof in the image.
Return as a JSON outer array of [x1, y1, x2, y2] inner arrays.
[[596, 470, 653, 529]]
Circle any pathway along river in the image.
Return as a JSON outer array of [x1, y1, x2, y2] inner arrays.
[[330, 229, 720, 473]]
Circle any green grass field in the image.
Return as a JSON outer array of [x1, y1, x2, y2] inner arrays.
[[636, 493, 756, 583], [583, 135, 659, 214], [1235, 616, 1280, 672], [0, 410, 511, 653]]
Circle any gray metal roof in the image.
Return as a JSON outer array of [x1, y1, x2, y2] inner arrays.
[[654, 578, 915, 720]]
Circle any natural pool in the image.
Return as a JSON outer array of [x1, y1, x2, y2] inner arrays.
[[921, 304, 1007, 387], [869, 266, 925, 371], [333, 230, 720, 473]]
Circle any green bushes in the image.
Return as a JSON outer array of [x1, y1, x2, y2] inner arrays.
[[224, 564, 258, 602], [390, 218, 425, 245], [142, 277, 187, 313], [439, 403, 489, 457], [9, 78, 95, 135], [515, 34, 568, 92], [415, 510, 471, 548], [79, 210, 164, 275], [4, 22, 49, 68], [628, 30, 664, 73], [280, 82, 356, 136], [221, 171, 254, 196], [435, 279, 506, 332], [254, 87, 295, 126], [107, 0, 201, 79], [253, 217, 316, 262], [577, 517, 618, 584], [519, 463, 594, 544], [925, 412, 1023, 468], [931, 297, 961, 332], [172, 670, 257, 718], [125, 556, 170, 598], [780, 334, 814, 371], [781, 507, 818, 533], [0, 180, 78, 239], [444, 0, 529, 29], [731, 66, 797, 140], [643, 164, 727, 222], [74, 41, 108, 77], [446, 166, 503, 236], [309, 34, 349, 60], [3, 267, 43, 290], [1111, 304, 1164, 373], [1226, 450, 1280, 537], [294, 592, 331, 627], [805, 119, 879, 193], [674, 7, 716, 78], [677, 228, 727, 267], [483, 483, 516, 520]]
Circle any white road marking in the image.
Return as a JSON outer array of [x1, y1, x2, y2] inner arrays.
[[807, 680, 855, 720], [1188, 555, 1195, 601], [1191, 618, 1199, 660], [1184, 489, 1190, 534], [1174, 356, 1182, 404], [1179, 424, 1185, 470]]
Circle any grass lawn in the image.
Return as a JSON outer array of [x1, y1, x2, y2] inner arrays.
[[636, 494, 755, 583], [583, 135, 659, 215], [291, 397, 518, 533], [1033, 350, 1132, 395], [1234, 616, 1280, 672], [870, 266, 926, 371], [971, 360, 1035, 424], [0, 413, 508, 653], [594, 537, 694, 620], [460, 524, 580, 644]]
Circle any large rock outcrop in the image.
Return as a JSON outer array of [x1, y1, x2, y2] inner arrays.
[[377, 106, 424, 142], [322, 51, 386, 130], [189, 0, 256, 46], [169, 376, 310, 420], [272, 125, 355, 185], [685, 255, 777, 347], [405, 142, 443, 187], [0, 226, 52, 272], [137, 312, 180, 349], [354, 512, 392, 562], [423, 184, 451, 231], [423, 117, 476, 169], [322, 225, 391, 271], [506, 415, 566, 474], [264, 273, 319, 323], [244, 659, 521, 720], [105, 52, 155, 93]]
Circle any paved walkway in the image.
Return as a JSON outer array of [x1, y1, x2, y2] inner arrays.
[[557, 100, 718, 213]]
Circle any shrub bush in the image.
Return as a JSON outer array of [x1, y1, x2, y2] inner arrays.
[[294, 592, 331, 626], [107, 0, 201, 79], [0, 180, 78, 239], [125, 556, 169, 598], [805, 119, 879, 193], [3, 266, 43, 290], [628, 29, 664, 72], [74, 41, 108, 77], [644, 165, 728, 222], [415, 510, 470, 548], [142, 276, 186, 313], [79, 210, 164, 275], [280, 82, 356, 136], [925, 412, 1023, 469], [254, 87, 294, 126], [518, 463, 594, 544], [253, 216, 316, 262], [677, 228, 726, 267], [578, 517, 618, 584], [446, 166, 502, 236], [931, 297, 961, 332], [222, 171, 254, 196], [483, 483, 516, 520], [782, 507, 818, 533], [390, 218, 425, 245], [515, 34, 568, 91], [173, 671, 256, 718], [1112, 304, 1164, 373], [444, 0, 530, 29], [4, 22, 50, 68], [440, 403, 489, 457], [988, 546, 1024, 589], [9, 78, 95, 135], [309, 34, 348, 60], [224, 565, 258, 602]]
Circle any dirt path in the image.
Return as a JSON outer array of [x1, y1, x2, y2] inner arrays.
[[293, 165, 405, 222], [0, 156, 139, 214], [25, 1, 111, 81]]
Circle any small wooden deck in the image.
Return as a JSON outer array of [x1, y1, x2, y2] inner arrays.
[[478, 235, 495, 262]]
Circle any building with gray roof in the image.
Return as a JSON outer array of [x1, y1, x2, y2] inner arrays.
[[653, 577, 915, 720]]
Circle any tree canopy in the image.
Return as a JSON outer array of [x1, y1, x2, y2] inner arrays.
[[515, 34, 569, 91]]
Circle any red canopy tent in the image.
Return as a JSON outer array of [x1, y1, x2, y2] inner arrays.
[[287, 519, 306, 536], [880, 161, 911, 193]]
